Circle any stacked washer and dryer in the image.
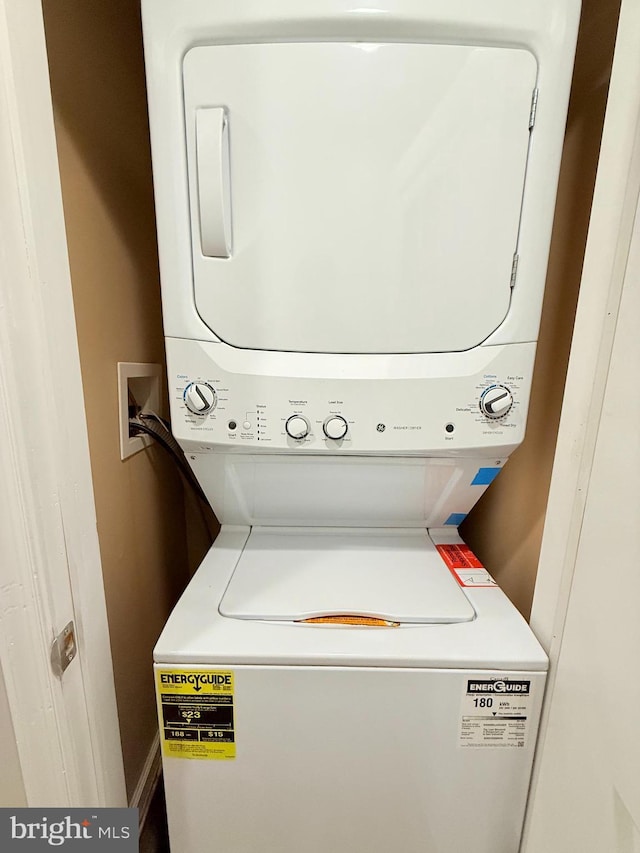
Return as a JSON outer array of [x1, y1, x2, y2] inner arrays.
[[141, 2, 580, 851]]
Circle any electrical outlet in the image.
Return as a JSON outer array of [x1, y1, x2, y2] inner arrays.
[[117, 362, 162, 460]]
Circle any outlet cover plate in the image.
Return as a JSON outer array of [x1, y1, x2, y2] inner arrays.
[[117, 362, 162, 460]]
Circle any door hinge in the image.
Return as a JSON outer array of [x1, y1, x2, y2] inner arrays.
[[529, 88, 539, 130], [50, 621, 77, 678], [510, 253, 520, 289]]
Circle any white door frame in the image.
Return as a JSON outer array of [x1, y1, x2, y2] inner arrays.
[[525, 0, 640, 843], [0, 0, 126, 806], [530, 0, 640, 655]]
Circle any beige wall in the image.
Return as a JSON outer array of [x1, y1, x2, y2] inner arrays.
[[463, 0, 621, 618], [42, 0, 203, 799], [0, 663, 26, 807]]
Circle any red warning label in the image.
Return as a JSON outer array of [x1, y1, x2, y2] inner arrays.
[[436, 544, 497, 589], [436, 543, 484, 570]]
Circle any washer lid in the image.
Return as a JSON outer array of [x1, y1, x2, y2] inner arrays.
[[219, 528, 475, 624]]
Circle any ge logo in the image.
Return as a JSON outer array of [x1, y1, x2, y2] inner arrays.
[[376, 423, 386, 432]]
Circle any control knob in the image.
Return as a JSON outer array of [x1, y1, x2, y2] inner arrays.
[[479, 385, 513, 419], [184, 382, 217, 415], [285, 415, 310, 440], [323, 415, 348, 440]]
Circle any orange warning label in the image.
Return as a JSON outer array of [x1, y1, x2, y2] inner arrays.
[[436, 543, 484, 570], [436, 544, 498, 589]]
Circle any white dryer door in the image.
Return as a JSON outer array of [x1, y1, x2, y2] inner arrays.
[[183, 42, 536, 354]]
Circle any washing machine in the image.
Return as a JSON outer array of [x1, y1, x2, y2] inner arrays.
[[141, 2, 580, 851]]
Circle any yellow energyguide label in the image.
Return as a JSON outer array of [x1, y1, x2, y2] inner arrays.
[[156, 669, 235, 760]]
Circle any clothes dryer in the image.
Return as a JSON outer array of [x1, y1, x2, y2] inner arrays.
[[141, 2, 581, 850]]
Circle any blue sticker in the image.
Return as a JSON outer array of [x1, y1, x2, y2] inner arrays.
[[471, 467, 501, 486], [444, 513, 468, 526]]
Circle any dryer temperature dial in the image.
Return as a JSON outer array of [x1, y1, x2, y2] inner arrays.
[[184, 382, 217, 415], [285, 415, 310, 440], [479, 385, 513, 419]]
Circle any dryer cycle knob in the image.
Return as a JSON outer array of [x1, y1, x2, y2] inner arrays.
[[480, 385, 513, 419], [323, 415, 348, 440], [184, 382, 217, 415], [285, 415, 310, 440]]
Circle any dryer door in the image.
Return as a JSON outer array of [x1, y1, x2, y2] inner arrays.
[[183, 42, 536, 354]]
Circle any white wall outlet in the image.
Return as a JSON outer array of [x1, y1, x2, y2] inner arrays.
[[117, 362, 163, 461]]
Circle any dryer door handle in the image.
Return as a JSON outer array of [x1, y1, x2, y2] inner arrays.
[[195, 107, 232, 258]]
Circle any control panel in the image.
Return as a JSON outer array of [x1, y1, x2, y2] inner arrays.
[[166, 339, 535, 454]]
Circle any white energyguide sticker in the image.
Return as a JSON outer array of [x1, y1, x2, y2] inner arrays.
[[459, 677, 532, 748]]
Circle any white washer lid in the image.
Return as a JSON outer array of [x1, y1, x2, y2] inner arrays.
[[219, 528, 475, 624]]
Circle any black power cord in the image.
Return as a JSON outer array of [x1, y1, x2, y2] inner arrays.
[[129, 412, 214, 543]]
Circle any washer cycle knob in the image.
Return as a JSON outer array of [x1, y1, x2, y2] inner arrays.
[[480, 385, 513, 419], [323, 415, 348, 440], [285, 415, 310, 440], [184, 382, 217, 415]]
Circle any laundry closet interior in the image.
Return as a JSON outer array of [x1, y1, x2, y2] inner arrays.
[[41, 0, 620, 825]]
